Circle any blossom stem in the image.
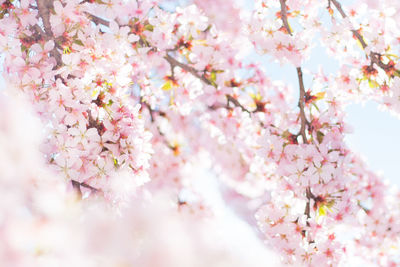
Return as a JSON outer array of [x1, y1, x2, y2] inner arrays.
[[330, 0, 392, 72], [279, 0, 292, 35], [279, 0, 309, 143], [72, 180, 102, 197], [165, 54, 253, 113], [36, 0, 62, 67], [296, 67, 308, 144], [164, 54, 212, 85], [84, 11, 110, 27]]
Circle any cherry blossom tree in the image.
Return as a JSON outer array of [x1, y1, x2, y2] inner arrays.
[[1, 0, 400, 266]]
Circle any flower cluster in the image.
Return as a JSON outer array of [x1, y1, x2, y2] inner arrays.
[[1, 0, 400, 266]]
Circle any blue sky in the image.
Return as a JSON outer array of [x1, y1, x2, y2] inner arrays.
[[264, 44, 400, 187], [256, 38, 400, 186], [230, 0, 400, 186]]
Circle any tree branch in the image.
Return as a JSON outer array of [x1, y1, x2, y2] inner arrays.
[[226, 95, 251, 114], [330, 0, 392, 72], [71, 180, 82, 198], [296, 67, 308, 143], [279, 1, 313, 224], [80, 182, 101, 193], [164, 54, 212, 86], [72, 180, 102, 196], [305, 187, 317, 219], [279, 0, 309, 143], [164, 54, 255, 114], [36, 0, 62, 67], [37, 0, 53, 36], [279, 0, 292, 35], [84, 11, 110, 27], [330, 0, 367, 49]]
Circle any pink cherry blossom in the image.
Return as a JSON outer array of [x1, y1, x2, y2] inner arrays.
[[1, 0, 400, 266]]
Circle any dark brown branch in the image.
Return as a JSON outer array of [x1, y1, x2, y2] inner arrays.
[[164, 54, 212, 86], [79, 0, 95, 4], [36, 0, 53, 36], [87, 110, 106, 136], [296, 67, 308, 143], [208, 102, 227, 111], [84, 11, 110, 27], [279, 0, 309, 143], [279, 1, 313, 222], [370, 52, 392, 71], [32, 24, 45, 36], [71, 180, 82, 197], [36, 0, 62, 67], [72, 180, 101, 196], [279, 0, 292, 35], [357, 201, 370, 214], [80, 182, 100, 193], [140, 99, 176, 152], [330, 0, 367, 48], [330, 0, 392, 71], [352, 30, 367, 49], [305, 187, 316, 219], [143, 102, 155, 123], [226, 95, 251, 114], [164, 54, 255, 114], [142, 100, 166, 123]]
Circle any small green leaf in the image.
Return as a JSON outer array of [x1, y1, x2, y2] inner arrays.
[[74, 39, 84, 46], [91, 88, 99, 98], [318, 206, 327, 217], [162, 80, 172, 91], [317, 131, 324, 144], [63, 46, 71, 54], [312, 102, 320, 112], [144, 24, 154, 32], [287, 22, 293, 34], [210, 71, 216, 82], [210, 71, 217, 86], [281, 130, 291, 139], [368, 79, 379, 88]]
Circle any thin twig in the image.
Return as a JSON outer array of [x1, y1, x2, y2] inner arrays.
[[330, 0, 367, 48], [71, 180, 82, 197], [36, 0, 62, 67], [279, 0, 309, 143], [72, 180, 102, 197], [36, 0, 53, 36], [305, 187, 316, 219], [226, 94, 251, 114], [279, 0, 292, 35], [80, 182, 101, 192], [296, 67, 308, 143], [330, 0, 392, 71], [84, 11, 110, 27], [164, 54, 212, 85], [279, 0, 313, 222], [140, 98, 175, 151], [165, 54, 254, 113]]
